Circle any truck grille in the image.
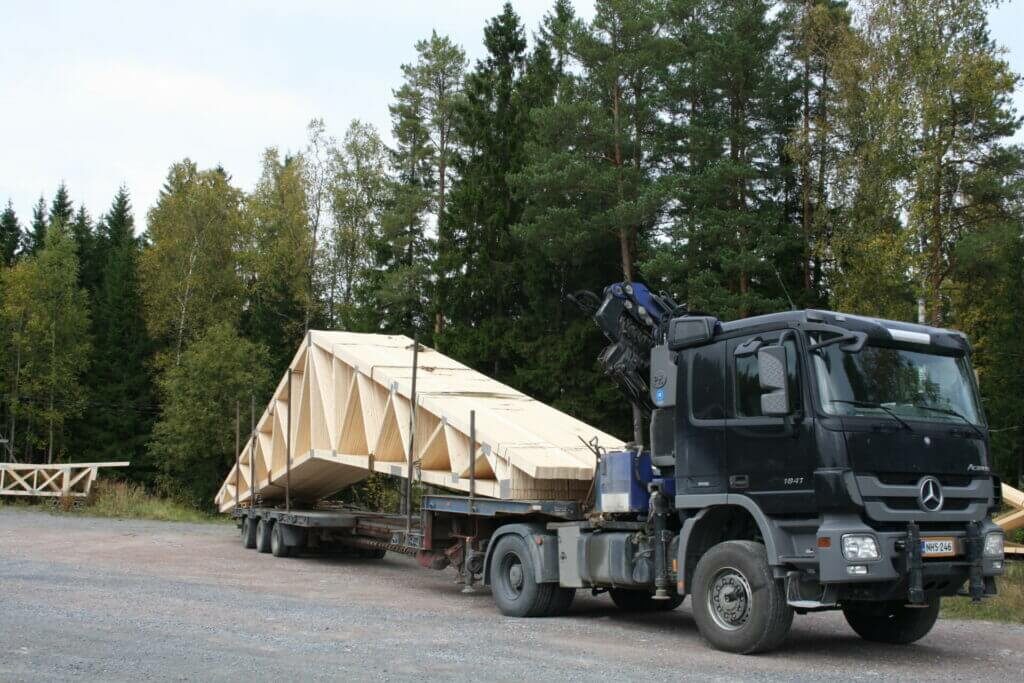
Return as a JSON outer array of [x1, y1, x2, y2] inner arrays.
[[855, 475, 992, 523]]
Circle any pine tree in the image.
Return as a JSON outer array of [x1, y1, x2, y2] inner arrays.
[[783, 0, 851, 304], [385, 31, 467, 337], [514, 0, 673, 441], [0, 201, 20, 266], [647, 0, 800, 320], [371, 64, 437, 335]]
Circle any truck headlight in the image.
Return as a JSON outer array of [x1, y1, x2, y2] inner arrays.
[[842, 534, 880, 561], [984, 532, 1004, 558]]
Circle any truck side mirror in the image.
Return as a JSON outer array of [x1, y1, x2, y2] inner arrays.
[[758, 345, 791, 416], [667, 316, 715, 351]]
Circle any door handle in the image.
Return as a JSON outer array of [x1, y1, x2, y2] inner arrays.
[[729, 474, 749, 489]]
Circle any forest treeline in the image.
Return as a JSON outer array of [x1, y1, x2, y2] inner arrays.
[[1, 0, 1022, 506]]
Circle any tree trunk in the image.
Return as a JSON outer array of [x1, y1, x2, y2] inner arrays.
[[7, 318, 21, 463], [928, 140, 944, 326], [801, 39, 813, 293], [47, 325, 55, 464]]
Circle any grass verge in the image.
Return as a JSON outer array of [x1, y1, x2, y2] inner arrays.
[[942, 560, 1024, 624], [0, 481, 227, 523], [71, 480, 227, 523]]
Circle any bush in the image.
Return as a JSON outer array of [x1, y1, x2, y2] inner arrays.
[[78, 479, 224, 523]]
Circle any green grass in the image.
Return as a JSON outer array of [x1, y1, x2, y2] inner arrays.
[[942, 560, 1024, 624], [0, 480, 228, 524]]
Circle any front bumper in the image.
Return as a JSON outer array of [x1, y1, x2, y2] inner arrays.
[[814, 514, 1003, 597]]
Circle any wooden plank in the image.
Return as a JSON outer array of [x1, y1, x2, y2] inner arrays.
[[0, 462, 129, 499], [1001, 482, 1024, 509]]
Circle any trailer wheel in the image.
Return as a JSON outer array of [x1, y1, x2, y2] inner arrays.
[[255, 518, 273, 554], [489, 534, 558, 618], [691, 540, 793, 654], [609, 588, 684, 612], [241, 517, 258, 549], [270, 522, 292, 558], [842, 598, 940, 644]]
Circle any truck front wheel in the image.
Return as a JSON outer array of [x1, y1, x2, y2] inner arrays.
[[842, 598, 940, 644], [691, 540, 793, 654], [489, 534, 565, 617]]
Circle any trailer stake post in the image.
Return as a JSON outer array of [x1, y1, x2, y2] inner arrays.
[[461, 409, 477, 594], [234, 401, 240, 510], [249, 394, 255, 508], [469, 410, 476, 511], [286, 368, 292, 512], [404, 336, 419, 537]]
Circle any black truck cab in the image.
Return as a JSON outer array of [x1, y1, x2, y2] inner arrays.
[[552, 286, 1007, 653]]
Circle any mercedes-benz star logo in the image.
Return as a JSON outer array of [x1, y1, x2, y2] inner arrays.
[[917, 476, 944, 512]]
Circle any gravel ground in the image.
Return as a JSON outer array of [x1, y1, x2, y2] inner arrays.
[[1, 508, 1021, 682]]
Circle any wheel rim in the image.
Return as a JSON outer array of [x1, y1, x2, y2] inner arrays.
[[499, 552, 524, 601], [706, 566, 752, 631]]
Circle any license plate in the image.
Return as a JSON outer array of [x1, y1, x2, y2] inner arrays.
[[921, 537, 956, 558]]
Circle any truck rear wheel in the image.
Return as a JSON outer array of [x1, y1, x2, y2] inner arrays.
[[691, 540, 793, 654], [609, 588, 684, 612], [241, 517, 257, 549], [489, 534, 561, 617], [842, 598, 940, 644], [255, 518, 273, 554], [270, 522, 292, 558]]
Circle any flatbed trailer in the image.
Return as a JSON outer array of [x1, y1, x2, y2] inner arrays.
[[232, 494, 584, 600]]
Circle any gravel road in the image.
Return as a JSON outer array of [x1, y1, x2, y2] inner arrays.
[[1, 508, 1020, 681]]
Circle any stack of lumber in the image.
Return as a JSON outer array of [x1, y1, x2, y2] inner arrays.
[[0, 462, 129, 499], [215, 332, 624, 512], [998, 483, 1024, 557]]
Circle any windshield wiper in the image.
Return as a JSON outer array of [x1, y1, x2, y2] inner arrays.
[[827, 399, 914, 432], [912, 404, 986, 439]]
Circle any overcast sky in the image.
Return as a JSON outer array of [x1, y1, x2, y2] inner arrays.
[[1, 0, 1021, 226]]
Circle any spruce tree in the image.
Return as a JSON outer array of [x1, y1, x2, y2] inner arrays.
[[70, 204, 100, 296], [26, 196, 47, 254], [442, 3, 531, 376], [49, 183, 73, 229], [0, 201, 20, 266], [71, 188, 156, 475]]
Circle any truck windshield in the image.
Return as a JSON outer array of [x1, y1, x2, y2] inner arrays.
[[811, 341, 982, 426]]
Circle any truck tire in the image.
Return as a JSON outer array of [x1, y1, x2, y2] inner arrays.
[[270, 522, 292, 558], [255, 518, 273, 554], [842, 598, 940, 644], [547, 587, 576, 616], [241, 517, 257, 549], [489, 534, 559, 618], [691, 540, 793, 654], [609, 588, 684, 612]]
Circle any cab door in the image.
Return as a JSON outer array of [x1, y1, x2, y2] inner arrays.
[[724, 331, 817, 515]]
